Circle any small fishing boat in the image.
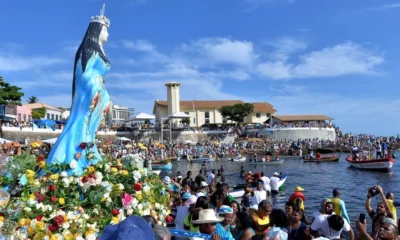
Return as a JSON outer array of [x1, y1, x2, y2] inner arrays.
[[151, 163, 172, 170], [248, 159, 284, 165], [190, 156, 216, 163], [229, 173, 288, 198], [345, 155, 394, 171], [303, 155, 340, 162], [231, 155, 246, 162]]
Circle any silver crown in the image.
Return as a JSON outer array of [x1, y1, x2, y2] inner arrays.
[[90, 3, 110, 27]]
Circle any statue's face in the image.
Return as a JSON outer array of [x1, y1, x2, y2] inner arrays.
[[99, 25, 109, 44]]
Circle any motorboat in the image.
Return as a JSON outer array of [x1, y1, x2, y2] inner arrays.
[[345, 154, 394, 171], [229, 173, 288, 198], [303, 155, 340, 162]]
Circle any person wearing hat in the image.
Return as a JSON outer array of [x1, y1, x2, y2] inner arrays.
[[184, 196, 208, 233], [163, 176, 180, 193], [192, 209, 224, 240], [215, 205, 234, 240], [270, 172, 280, 194], [100, 216, 155, 240], [196, 181, 209, 198]]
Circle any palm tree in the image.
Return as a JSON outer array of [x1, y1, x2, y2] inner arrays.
[[27, 96, 39, 104]]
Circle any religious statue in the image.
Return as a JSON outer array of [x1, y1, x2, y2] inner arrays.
[[46, 4, 112, 175]]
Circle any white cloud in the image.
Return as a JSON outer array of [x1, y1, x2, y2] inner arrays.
[[122, 39, 156, 52], [265, 37, 308, 61], [0, 55, 64, 72], [370, 3, 400, 11], [269, 84, 400, 135], [185, 37, 257, 66], [258, 41, 383, 80]]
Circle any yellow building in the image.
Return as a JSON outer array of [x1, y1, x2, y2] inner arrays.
[[152, 82, 276, 127]]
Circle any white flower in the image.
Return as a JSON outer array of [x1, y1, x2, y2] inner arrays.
[[143, 209, 150, 216], [106, 197, 112, 203], [36, 203, 44, 210], [62, 178, 70, 187], [155, 203, 161, 210], [130, 198, 138, 208], [132, 170, 141, 181], [82, 213, 90, 220], [62, 222, 70, 229], [87, 222, 97, 229], [23, 207, 32, 212], [162, 209, 167, 215], [32, 180, 41, 187], [95, 178, 102, 185], [137, 204, 143, 210], [127, 209, 133, 215], [30, 219, 38, 228], [143, 185, 150, 193], [69, 160, 78, 169], [95, 171, 103, 179], [104, 163, 110, 172], [86, 234, 97, 240], [76, 236, 85, 240], [60, 171, 68, 178], [118, 183, 125, 191], [74, 177, 80, 183], [92, 209, 99, 215], [27, 199, 37, 205], [157, 220, 162, 225], [0, 221, 4, 228], [103, 192, 110, 199]]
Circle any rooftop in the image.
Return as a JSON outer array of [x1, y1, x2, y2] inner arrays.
[[23, 103, 63, 112], [272, 115, 334, 122], [154, 100, 276, 113]]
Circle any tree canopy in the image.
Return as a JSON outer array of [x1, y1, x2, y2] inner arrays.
[[32, 107, 46, 120], [218, 103, 254, 124], [0, 76, 24, 105], [27, 96, 39, 104]]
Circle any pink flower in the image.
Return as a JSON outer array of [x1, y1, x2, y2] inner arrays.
[[121, 192, 133, 207]]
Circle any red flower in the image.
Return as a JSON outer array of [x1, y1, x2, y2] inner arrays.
[[48, 223, 59, 232], [89, 173, 95, 179], [112, 209, 119, 216], [134, 182, 142, 191], [36, 215, 43, 221], [82, 176, 88, 183], [50, 196, 57, 202], [80, 142, 87, 150], [165, 215, 174, 223], [37, 156, 45, 162], [48, 185, 55, 191], [54, 215, 64, 225], [37, 195, 45, 203]]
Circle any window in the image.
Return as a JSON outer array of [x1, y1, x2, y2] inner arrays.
[[185, 112, 189, 115], [256, 113, 261, 118], [47, 113, 50, 119], [51, 114, 54, 120], [23, 114, 26, 122], [28, 115, 31, 122], [267, 113, 271, 118], [18, 114, 21, 121], [56, 115, 58, 121], [204, 111, 210, 124]]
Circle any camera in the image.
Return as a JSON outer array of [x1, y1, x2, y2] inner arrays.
[[369, 186, 380, 197]]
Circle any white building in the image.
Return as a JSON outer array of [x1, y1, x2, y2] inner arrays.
[[153, 82, 277, 127], [23, 103, 63, 121], [112, 104, 130, 124]]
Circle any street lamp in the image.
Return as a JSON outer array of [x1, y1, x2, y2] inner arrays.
[[192, 101, 196, 127]]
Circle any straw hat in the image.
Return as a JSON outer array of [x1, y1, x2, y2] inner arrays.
[[192, 209, 224, 224]]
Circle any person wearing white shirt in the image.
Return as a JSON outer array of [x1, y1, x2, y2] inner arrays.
[[270, 172, 280, 194], [246, 180, 267, 206], [311, 214, 353, 239], [207, 170, 215, 185], [260, 172, 271, 195]]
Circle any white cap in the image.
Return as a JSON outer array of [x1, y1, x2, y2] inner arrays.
[[274, 172, 279, 176], [163, 176, 171, 184], [200, 181, 208, 187]]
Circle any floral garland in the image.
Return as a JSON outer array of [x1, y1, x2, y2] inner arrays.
[[0, 155, 170, 239]]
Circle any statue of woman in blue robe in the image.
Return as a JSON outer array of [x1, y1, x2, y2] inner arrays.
[[46, 6, 112, 176]]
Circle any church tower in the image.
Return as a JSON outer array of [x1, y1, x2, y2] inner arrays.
[[165, 82, 181, 115]]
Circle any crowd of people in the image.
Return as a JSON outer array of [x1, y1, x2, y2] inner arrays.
[[153, 168, 400, 240]]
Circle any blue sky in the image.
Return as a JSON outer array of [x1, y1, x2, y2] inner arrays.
[[1, 0, 399, 136]]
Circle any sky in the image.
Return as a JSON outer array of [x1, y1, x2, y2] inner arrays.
[[0, 0, 399, 136]]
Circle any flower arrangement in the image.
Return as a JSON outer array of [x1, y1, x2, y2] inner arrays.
[[0, 155, 170, 239]]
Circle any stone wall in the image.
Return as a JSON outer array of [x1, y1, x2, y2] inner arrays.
[[254, 127, 336, 141]]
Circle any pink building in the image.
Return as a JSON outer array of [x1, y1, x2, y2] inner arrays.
[[16, 106, 32, 123]]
